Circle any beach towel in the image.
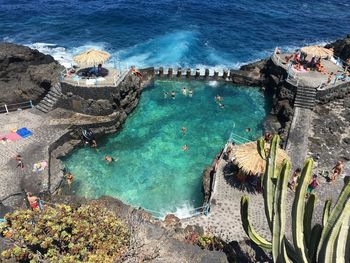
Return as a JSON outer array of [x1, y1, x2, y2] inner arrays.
[[16, 128, 32, 138], [0, 132, 21, 142], [32, 160, 48, 173]]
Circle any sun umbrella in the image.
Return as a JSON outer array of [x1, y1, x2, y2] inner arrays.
[[229, 141, 289, 176], [300, 45, 333, 58], [74, 49, 110, 66]]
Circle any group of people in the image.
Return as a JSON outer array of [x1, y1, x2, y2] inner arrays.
[[164, 86, 193, 99], [289, 160, 345, 196]]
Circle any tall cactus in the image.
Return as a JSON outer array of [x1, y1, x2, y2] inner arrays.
[[240, 135, 350, 263]]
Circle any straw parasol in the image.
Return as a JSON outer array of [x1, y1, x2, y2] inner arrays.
[[300, 45, 333, 58], [230, 141, 289, 176], [74, 49, 110, 66]]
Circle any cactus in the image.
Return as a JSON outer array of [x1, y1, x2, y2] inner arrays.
[[240, 134, 350, 263]]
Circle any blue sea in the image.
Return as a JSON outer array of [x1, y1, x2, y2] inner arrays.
[[1, 0, 349, 69]]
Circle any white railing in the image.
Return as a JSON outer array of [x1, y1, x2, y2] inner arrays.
[[0, 100, 33, 114]]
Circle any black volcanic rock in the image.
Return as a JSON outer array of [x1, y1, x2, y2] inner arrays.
[[325, 34, 350, 61], [0, 42, 64, 105]]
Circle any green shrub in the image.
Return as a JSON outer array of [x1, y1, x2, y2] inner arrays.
[[0, 203, 129, 262]]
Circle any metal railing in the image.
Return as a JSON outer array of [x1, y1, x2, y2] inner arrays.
[[0, 100, 33, 114], [60, 66, 130, 87], [142, 203, 210, 220]]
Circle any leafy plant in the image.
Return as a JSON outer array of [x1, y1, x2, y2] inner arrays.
[[185, 231, 225, 251], [0, 203, 129, 262], [241, 135, 350, 263]]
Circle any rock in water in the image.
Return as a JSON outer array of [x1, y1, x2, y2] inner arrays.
[[0, 42, 64, 105]]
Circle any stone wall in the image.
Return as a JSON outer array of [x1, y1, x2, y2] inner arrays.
[[57, 73, 142, 115], [316, 82, 350, 104]]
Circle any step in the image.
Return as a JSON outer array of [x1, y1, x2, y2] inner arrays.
[[295, 99, 315, 105], [296, 93, 316, 99], [46, 94, 58, 101], [49, 89, 62, 96], [36, 105, 49, 113], [294, 97, 316, 101], [39, 100, 53, 109], [294, 102, 315, 108], [44, 97, 56, 104], [294, 102, 314, 108], [38, 102, 51, 109], [297, 90, 316, 95]]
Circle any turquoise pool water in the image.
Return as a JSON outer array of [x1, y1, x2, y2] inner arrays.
[[64, 80, 270, 217]]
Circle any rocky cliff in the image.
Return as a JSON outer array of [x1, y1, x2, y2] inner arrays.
[[0, 43, 63, 105], [325, 34, 350, 61]]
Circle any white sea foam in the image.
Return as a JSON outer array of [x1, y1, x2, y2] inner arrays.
[[208, 80, 219, 87], [23, 36, 334, 72], [156, 201, 199, 220]]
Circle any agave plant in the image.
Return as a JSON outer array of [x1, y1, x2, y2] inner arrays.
[[240, 135, 350, 263]]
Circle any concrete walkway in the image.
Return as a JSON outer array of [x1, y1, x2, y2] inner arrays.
[[181, 159, 271, 242], [285, 107, 313, 169]]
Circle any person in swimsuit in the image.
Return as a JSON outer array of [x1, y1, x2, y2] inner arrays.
[[181, 127, 187, 135], [26, 192, 39, 210], [105, 155, 114, 163], [182, 87, 187, 96], [306, 174, 319, 197], [290, 168, 301, 192], [189, 89, 193, 97], [164, 91, 169, 98], [15, 154, 24, 169], [171, 90, 176, 99], [65, 173, 74, 188], [331, 160, 344, 183], [182, 144, 188, 151]]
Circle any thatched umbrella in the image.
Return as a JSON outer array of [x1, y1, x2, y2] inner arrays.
[[300, 45, 333, 58], [230, 141, 289, 176], [74, 49, 110, 66]]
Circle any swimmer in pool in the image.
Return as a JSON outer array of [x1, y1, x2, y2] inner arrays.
[[181, 127, 187, 135], [105, 155, 114, 163], [171, 90, 176, 99], [164, 91, 169, 98], [189, 89, 193, 97], [182, 87, 187, 96], [183, 144, 188, 151]]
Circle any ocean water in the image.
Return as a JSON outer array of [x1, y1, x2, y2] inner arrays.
[[64, 80, 269, 217], [1, 0, 349, 69]]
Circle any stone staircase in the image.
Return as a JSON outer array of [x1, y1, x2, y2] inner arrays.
[[36, 83, 62, 113], [293, 86, 316, 110]]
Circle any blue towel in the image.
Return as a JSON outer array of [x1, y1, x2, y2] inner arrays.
[[16, 127, 32, 138]]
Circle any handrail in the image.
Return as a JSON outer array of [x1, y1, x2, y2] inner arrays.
[[0, 100, 33, 114]]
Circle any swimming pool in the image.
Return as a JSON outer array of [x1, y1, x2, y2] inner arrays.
[[64, 80, 270, 217]]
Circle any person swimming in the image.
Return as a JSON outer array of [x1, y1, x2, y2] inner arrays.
[[181, 127, 187, 135], [245, 128, 251, 132], [182, 144, 188, 151], [182, 87, 187, 96], [105, 155, 114, 163], [219, 103, 224, 108], [215, 95, 223, 101], [164, 91, 169, 98], [171, 90, 176, 99], [189, 89, 193, 97]]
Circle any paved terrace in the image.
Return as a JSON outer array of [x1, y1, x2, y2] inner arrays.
[[0, 108, 122, 208], [272, 52, 350, 89]]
